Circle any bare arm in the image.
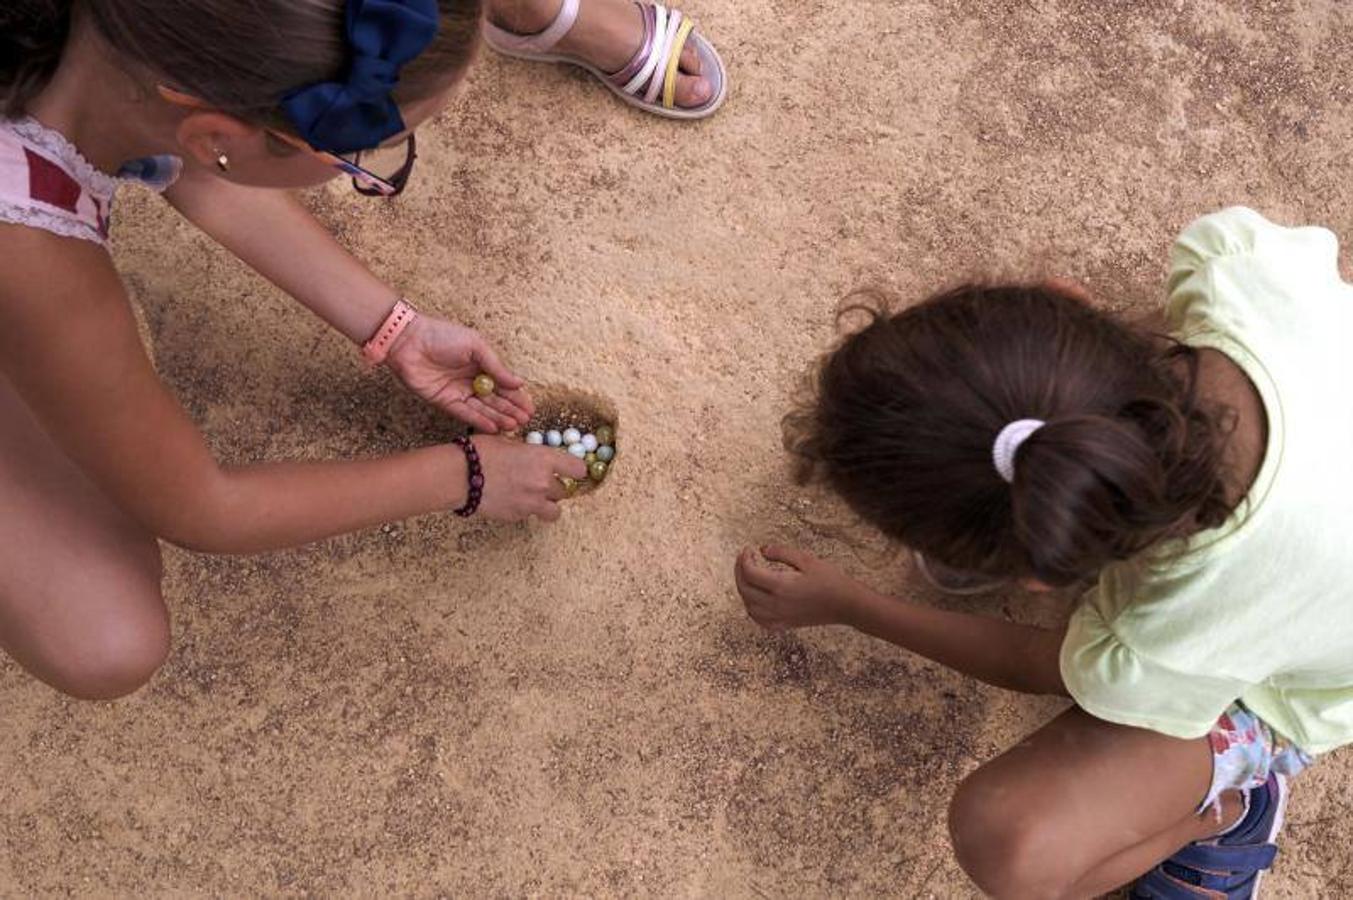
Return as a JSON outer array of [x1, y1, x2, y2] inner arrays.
[[0, 227, 578, 553], [163, 170, 396, 343], [735, 545, 1067, 696], [841, 579, 1066, 695], [162, 171, 535, 433]]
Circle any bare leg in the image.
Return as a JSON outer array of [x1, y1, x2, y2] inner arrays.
[[948, 707, 1241, 899], [0, 374, 168, 699], [488, 0, 714, 107], [1067, 790, 1244, 897]]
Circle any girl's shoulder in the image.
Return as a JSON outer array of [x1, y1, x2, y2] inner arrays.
[[0, 120, 133, 323], [1165, 207, 1348, 340], [1169, 207, 1341, 282]]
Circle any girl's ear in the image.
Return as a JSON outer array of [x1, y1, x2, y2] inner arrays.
[[1020, 577, 1055, 593], [1042, 277, 1093, 304], [175, 111, 264, 170]]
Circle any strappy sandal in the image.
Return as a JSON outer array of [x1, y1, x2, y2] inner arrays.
[[1131, 774, 1289, 899], [482, 0, 728, 120]]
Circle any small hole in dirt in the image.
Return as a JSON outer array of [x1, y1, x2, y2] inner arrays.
[[518, 382, 620, 497]]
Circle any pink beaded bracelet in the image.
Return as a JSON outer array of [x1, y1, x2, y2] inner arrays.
[[361, 298, 418, 366]]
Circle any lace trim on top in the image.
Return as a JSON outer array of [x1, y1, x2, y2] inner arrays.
[[8, 117, 122, 200], [0, 198, 106, 245], [8, 117, 183, 194]]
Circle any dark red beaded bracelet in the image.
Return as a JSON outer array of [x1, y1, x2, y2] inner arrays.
[[451, 436, 484, 517]]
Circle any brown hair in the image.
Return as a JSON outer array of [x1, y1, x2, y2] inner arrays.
[[788, 284, 1237, 587], [1, 0, 481, 126]]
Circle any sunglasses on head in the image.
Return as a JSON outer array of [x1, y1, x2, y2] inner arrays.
[[157, 85, 418, 198]]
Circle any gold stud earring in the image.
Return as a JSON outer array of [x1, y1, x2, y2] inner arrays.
[[215, 151, 230, 173]]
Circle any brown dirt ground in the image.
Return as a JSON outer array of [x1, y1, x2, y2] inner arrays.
[[4, 0, 1353, 895]]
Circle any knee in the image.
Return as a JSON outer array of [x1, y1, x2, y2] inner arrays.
[[49, 594, 170, 701], [948, 770, 1070, 898]]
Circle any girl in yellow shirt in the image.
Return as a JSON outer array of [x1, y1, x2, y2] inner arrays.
[[737, 208, 1353, 898]]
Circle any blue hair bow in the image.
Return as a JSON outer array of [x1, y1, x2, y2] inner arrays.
[[281, 0, 440, 155]]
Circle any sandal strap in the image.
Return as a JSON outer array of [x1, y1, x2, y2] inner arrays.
[[621, 5, 671, 97], [1132, 843, 1276, 900], [1171, 840, 1279, 873], [1132, 866, 1229, 899], [661, 17, 695, 109], [643, 7, 684, 104], [617, 3, 696, 110], [484, 0, 580, 54], [609, 3, 655, 86]]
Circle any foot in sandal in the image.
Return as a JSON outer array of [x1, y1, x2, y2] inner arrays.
[[485, 0, 727, 119], [1130, 774, 1290, 899]]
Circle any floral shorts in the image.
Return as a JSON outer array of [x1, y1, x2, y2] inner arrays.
[[1202, 702, 1314, 812]]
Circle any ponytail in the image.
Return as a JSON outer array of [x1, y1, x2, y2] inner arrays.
[[1010, 391, 1228, 586], [788, 283, 1235, 587], [0, 1, 73, 117]]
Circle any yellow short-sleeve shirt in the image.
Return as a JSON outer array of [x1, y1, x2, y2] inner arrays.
[[1059, 207, 1353, 754]]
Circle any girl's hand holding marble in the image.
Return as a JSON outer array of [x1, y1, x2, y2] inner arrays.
[[384, 315, 534, 433]]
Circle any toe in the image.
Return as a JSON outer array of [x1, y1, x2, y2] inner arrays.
[[679, 40, 702, 75], [674, 72, 713, 108]]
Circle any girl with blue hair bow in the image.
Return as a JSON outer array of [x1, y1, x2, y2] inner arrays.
[[0, 0, 715, 700]]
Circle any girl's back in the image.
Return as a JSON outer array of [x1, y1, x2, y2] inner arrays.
[[1064, 206, 1353, 755]]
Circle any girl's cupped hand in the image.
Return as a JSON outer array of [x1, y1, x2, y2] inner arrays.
[[387, 316, 534, 433]]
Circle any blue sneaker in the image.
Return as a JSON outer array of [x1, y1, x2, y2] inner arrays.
[[1131, 774, 1289, 899]]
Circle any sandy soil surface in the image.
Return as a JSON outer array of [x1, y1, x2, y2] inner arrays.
[[3, 0, 1353, 895]]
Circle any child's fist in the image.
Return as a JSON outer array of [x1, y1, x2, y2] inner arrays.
[[734, 545, 860, 631]]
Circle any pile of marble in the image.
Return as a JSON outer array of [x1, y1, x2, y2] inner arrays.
[[526, 424, 616, 483]]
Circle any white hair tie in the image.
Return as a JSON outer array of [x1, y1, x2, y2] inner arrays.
[[992, 419, 1046, 483]]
